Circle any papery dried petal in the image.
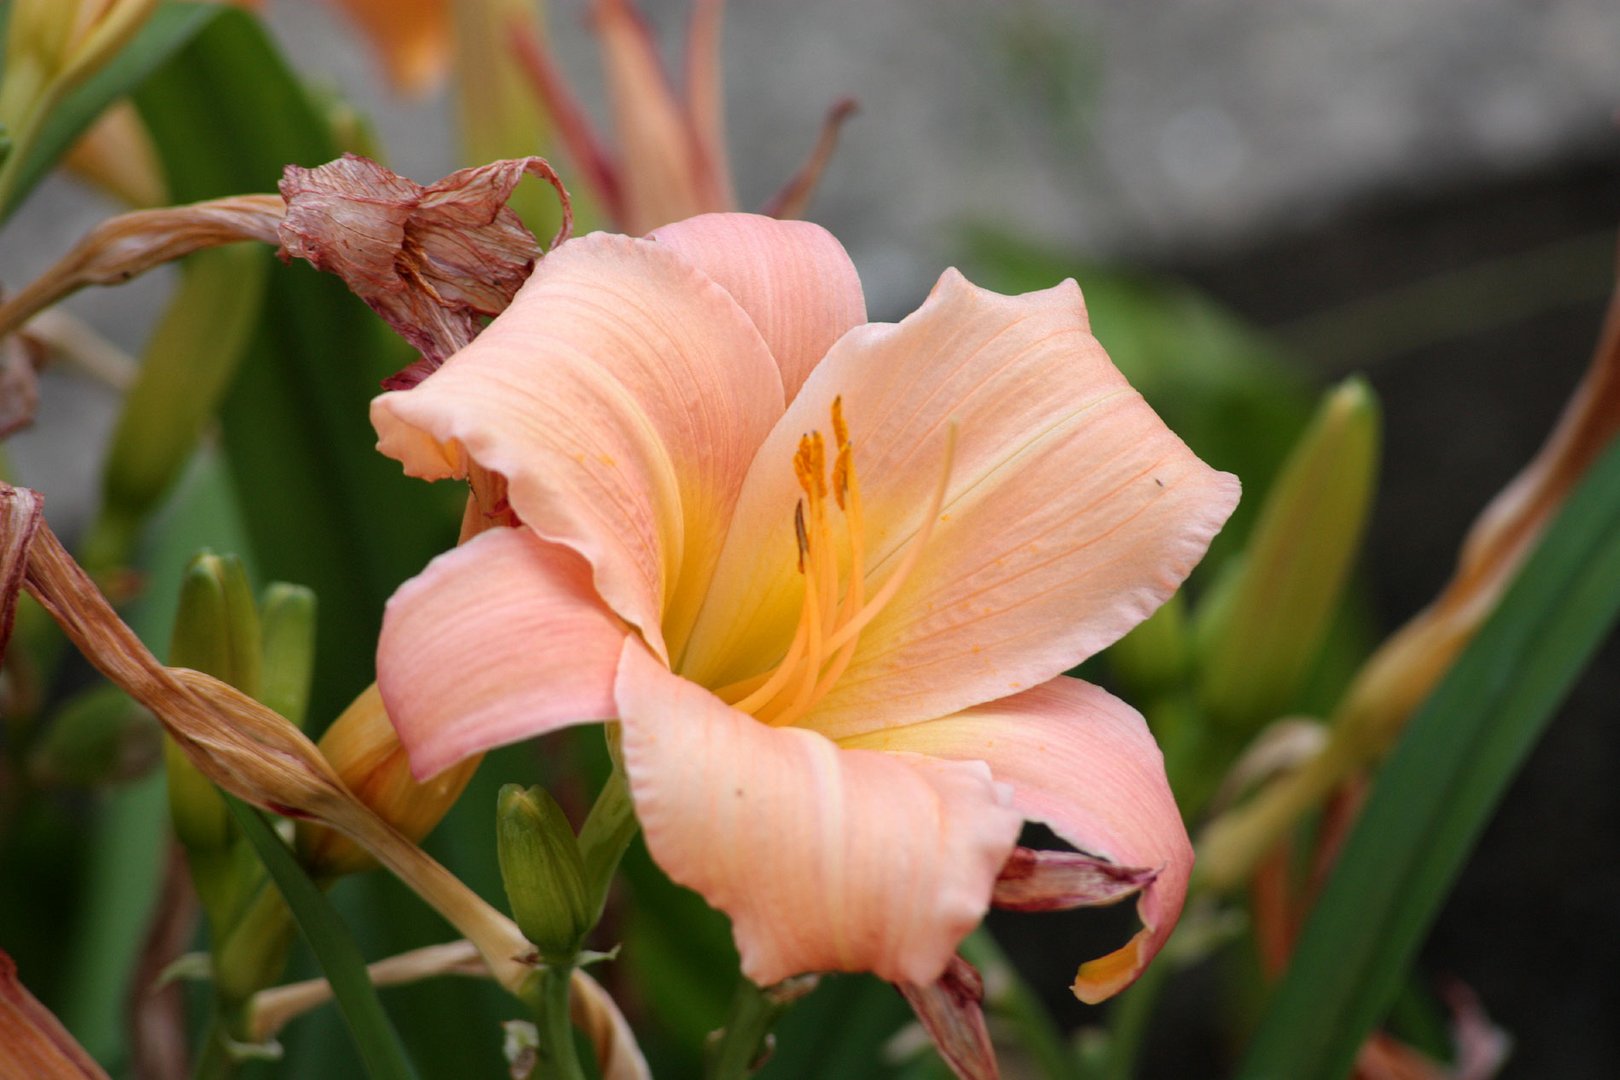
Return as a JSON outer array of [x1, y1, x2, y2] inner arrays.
[[0, 949, 108, 1079], [0, 333, 44, 440], [896, 955, 999, 1080], [991, 847, 1157, 913], [276, 153, 571, 388], [0, 486, 43, 655]]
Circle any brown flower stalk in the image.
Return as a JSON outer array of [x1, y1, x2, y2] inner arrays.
[[0, 948, 108, 1080], [1, 486, 531, 990], [0, 196, 285, 340]]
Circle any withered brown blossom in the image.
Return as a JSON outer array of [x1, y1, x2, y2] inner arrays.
[[0, 154, 571, 393], [277, 153, 571, 389]]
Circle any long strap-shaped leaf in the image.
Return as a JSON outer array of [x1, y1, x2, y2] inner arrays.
[[0, 2, 222, 223], [225, 795, 419, 1080], [1236, 438, 1620, 1079]]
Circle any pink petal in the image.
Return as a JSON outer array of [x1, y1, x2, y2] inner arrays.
[[684, 0, 735, 211], [372, 233, 783, 663], [594, 0, 718, 232], [650, 213, 866, 400], [377, 527, 629, 779], [842, 677, 1193, 1003], [615, 640, 1021, 986], [680, 269, 1238, 735], [509, 20, 626, 223]]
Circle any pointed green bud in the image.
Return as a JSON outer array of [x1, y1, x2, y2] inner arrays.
[[27, 684, 160, 787], [1197, 378, 1381, 730], [1106, 591, 1191, 696], [258, 583, 316, 729], [497, 784, 590, 964], [169, 550, 262, 698], [81, 245, 265, 574], [165, 551, 261, 867]]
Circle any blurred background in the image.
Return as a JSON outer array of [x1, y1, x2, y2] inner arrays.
[[4, 0, 1619, 1075]]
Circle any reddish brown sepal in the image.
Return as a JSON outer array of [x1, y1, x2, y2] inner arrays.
[[0, 485, 42, 659], [0, 331, 45, 440], [0, 948, 109, 1079], [897, 954, 999, 1080], [991, 846, 1158, 913]]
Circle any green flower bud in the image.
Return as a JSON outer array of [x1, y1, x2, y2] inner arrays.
[[169, 551, 262, 698], [165, 551, 263, 908], [258, 582, 316, 729], [496, 784, 590, 964], [1197, 378, 1380, 730], [81, 246, 265, 574], [27, 683, 160, 788], [1106, 591, 1191, 696]]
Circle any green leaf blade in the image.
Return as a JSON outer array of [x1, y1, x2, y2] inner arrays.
[[225, 795, 419, 1080], [1236, 438, 1620, 1079], [0, 1, 221, 222]]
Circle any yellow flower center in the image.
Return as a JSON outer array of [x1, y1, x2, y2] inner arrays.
[[715, 396, 955, 727]]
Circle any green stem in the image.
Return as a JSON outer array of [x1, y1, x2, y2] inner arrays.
[[1100, 952, 1172, 1080], [536, 963, 586, 1080], [190, 1016, 236, 1080], [704, 978, 780, 1080]]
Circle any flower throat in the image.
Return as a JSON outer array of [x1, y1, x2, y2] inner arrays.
[[717, 397, 955, 727]]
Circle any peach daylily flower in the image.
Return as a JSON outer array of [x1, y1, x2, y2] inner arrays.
[[371, 213, 1239, 998]]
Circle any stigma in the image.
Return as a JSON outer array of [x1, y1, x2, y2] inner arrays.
[[720, 397, 954, 727]]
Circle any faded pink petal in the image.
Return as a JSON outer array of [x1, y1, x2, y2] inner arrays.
[[373, 232, 783, 662], [684, 0, 734, 211], [377, 527, 628, 779], [509, 19, 625, 221], [650, 213, 866, 399], [843, 677, 1192, 1003], [681, 269, 1239, 738], [897, 955, 999, 1080], [615, 639, 1021, 987], [594, 0, 718, 233]]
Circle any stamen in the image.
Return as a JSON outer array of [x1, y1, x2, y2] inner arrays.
[[720, 404, 956, 729], [793, 500, 808, 573], [820, 426, 956, 657]]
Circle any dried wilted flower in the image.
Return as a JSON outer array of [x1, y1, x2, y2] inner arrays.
[[276, 153, 571, 388], [0, 485, 533, 994], [0, 949, 108, 1080]]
